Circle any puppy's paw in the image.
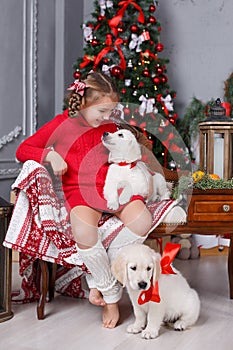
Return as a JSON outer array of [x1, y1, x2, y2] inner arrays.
[[127, 323, 145, 334], [174, 320, 187, 331], [141, 328, 159, 339], [107, 201, 119, 211]]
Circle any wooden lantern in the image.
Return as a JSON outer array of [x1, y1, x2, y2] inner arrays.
[[199, 121, 233, 180]]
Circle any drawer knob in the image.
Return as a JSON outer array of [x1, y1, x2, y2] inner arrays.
[[223, 204, 230, 212]]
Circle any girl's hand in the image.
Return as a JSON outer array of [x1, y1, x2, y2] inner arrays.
[[45, 151, 68, 176]]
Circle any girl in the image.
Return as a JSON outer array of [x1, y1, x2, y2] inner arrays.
[[16, 72, 153, 328]]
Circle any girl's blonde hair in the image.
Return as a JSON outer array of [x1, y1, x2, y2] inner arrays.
[[68, 71, 119, 117]]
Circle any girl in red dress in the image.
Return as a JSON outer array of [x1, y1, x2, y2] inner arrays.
[[16, 72, 153, 328]]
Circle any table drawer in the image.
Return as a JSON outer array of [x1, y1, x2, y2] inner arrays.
[[187, 190, 233, 222]]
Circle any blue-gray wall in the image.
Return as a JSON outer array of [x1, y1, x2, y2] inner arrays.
[[0, 0, 84, 201]]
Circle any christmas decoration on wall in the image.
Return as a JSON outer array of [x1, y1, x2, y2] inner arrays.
[[71, 0, 188, 168]]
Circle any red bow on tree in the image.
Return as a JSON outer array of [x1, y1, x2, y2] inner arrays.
[[109, 0, 145, 36], [138, 242, 181, 305]]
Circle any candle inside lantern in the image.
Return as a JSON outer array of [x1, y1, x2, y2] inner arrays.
[[213, 133, 224, 178]]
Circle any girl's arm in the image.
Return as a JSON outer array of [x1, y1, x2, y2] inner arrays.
[[16, 113, 68, 175], [16, 114, 65, 163]]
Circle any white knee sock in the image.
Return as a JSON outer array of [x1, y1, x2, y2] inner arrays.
[[77, 240, 122, 304], [107, 227, 147, 264]]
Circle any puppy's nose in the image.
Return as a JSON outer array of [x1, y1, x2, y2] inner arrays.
[[138, 281, 147, 290]]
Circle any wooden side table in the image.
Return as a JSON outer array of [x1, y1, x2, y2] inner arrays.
[[149, 189, 233, 298], [0, 197, 14, 322]]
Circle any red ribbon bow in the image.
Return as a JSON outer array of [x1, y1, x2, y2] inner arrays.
[[94, 37, 126, 70], [67, 80, 86, 96], [138, 242, 181, 305], [109, 0, 145, 36], [80, 54, 93, 69]]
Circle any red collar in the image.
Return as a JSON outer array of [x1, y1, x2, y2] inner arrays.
[[117, 161, 137, 168], [138, 243, 181, 305]]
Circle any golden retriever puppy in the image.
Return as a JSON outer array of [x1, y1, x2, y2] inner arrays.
[[112, 244, 200, 339], [102, 129, 170, 210]]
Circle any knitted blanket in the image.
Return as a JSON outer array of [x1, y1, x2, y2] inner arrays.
[[3, 160, 179, 302]]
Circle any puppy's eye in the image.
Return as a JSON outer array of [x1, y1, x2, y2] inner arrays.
[[147, 266, 152, 271], [130, 266, 136, 271], [118, 133, 124, 138]]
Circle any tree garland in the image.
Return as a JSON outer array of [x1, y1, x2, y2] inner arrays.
[[173, 172, 233, 199]]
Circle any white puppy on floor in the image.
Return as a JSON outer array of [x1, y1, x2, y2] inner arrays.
[[102, 129, 171, 211], [112, 243, 200, 339]]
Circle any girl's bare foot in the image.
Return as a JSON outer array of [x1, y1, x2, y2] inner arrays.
[[102, 302, 119, 329], [89, 288, 106, 306]]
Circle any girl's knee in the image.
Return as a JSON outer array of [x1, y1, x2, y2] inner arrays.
[[117, 201, 152, 236]]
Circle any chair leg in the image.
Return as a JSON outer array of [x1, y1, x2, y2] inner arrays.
[[48, 263, 57, 301], [37, 260, 49, 320]]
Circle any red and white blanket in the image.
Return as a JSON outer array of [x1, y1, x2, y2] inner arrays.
[[3, 160, 179, 303]]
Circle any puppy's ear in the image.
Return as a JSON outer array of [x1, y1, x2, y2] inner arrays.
[[111, 253, 127, 287], [126, 140, 141, 162], [152, 252, 161, 285]]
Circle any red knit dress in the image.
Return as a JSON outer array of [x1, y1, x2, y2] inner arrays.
[[16, 110, 118, 212]]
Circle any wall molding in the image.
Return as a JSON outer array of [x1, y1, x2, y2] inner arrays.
[[0, 0, 38, 180], [0, 126, 22, 150], [22, 0, 38, 136]]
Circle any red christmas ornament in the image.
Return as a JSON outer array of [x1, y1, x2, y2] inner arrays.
[[149, 4, 156, 12], [156, 66, 164, 75], [130, 24, 139, 33], [169, 118, 175, 125], [129, 119, 137, 126], [91, 38, 99, 47], [160, 74, 168, 83], [153, 76, 160, 85], [103, 57, 109, 63], [148, 16, 156, 24], [142, 69, 150, 77], [121, 88, 126, 94], [138, 81, 144, 88], [105, 33, 113, 45], [73, 70, 81, 79], [142, 30, 150, 41], [155, 43, 164, 52], [123, 107, 131, 117], [110, 66, 122, 78], [97, 15, 104, 22]]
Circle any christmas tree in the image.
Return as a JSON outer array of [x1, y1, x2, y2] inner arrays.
[[71, 0, 190, 169]]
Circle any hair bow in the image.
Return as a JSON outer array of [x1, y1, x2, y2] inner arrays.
[[67, 80, 86, 96]]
